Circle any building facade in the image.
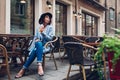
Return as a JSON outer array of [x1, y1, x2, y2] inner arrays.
[[0, 0, 110, 37], [105, 0, 120, 34]]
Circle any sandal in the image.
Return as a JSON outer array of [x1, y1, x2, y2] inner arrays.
[[15, 69, 25, 78], [38, 63, 44, 76]]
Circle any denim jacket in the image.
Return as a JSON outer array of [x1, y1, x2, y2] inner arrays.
[[28, 24, 54, 54]]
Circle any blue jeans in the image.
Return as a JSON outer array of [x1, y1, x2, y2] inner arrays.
[[23, 41, 43, 69]]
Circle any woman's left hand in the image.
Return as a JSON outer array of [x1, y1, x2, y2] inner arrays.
[[35, 38, 40, 42]]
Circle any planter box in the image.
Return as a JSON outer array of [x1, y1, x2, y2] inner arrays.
[[108, 52, 120, 80]]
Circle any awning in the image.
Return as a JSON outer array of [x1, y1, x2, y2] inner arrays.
[[85, 0, 107, 11]]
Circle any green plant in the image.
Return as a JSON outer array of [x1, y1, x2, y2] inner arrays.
[[94, 28, 120, 68], [94, 30, 120, 80]]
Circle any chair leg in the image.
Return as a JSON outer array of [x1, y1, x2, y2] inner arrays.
[[6, 65, 11, 80], [51, 52, 58, 70], [81, 65, 86, 80], [49, 54, 52, 60], [66, 65, 71, 80], [42, 54, 45, 70], [18, 55, 24, 65], [61, 49, 66, 62], [58, 48, 62, 60]]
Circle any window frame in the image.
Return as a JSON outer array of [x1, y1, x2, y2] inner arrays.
[[82, 12, 98, 36]]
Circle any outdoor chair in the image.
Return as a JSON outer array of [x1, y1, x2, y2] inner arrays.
[[64, 42, 98, 80], [0, 44, 11, 80], [42, 36, 58, 70], [62, 36, 85, 62], [84, 37, 101, 60]]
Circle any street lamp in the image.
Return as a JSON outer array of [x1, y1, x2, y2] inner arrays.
[[46, 0, 52, 9], [78, 13, 82, 18], [73, 11, 82, 18], [73, 11, 77, 16]]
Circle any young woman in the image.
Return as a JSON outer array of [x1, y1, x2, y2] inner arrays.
[[15, 12, 54, 78]]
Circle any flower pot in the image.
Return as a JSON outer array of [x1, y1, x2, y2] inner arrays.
[[107, 52, 120, 80]]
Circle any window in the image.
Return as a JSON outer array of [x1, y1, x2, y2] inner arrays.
[[109, 8, 115, 21], [11, 0, 34, 34], [119, 13, 120, 23], [86, 15, 92, 27], [55, 2, 67, 36], [15, 3, 25, 15], [82, 12, 98, 36]]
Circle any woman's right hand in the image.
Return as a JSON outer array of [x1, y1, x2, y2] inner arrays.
[[39, 26, 44, 33]]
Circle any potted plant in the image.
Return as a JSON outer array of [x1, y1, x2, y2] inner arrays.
[[94, 28, 120, 80]]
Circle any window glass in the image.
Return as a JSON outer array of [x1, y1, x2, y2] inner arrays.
[[109, 8, 115, 21], [55, 2, 67, 36], [82, 13, 85, 35], [11, 0, 34, 34], [118, 13, 120, 23], [82, 12, 98, 36], [86, 15, 92, 27]]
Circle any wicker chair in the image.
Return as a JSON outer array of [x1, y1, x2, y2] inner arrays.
[[0, 44, 11, 80], [52, 37, 64, 60], [62, 36, 85, 62], [64, 42, 97, 80], [62, 36, 85, 43], [84, 37, 101, 60], [42, 36, 58, 70]]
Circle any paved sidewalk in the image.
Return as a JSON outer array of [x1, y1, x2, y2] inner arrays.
[[0, 52, 79, 80]]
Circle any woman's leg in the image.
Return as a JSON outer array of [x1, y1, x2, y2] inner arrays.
[[23, 49, 36, 69], [35, 41, 44, 75], [15, 49, 36, 78], [35, 41, 43, 62]]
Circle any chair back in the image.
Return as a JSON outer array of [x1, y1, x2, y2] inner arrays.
[[62, 36, 73, 43], [52, 37, 63, 52], [26, 36, 34, 48], [64, 42, 84, 65], [0, 44, 9, 72], [0, 44, 11, 80], [52, 36, 60, 48], [62, 36, 83, 43], [85, 37, 99, 43], [0, 44, 8, 63], [22, 36, 34, 54], [44, 36, 58, 52], [98, 37, 104, 42], [51, 36, 59, 50]]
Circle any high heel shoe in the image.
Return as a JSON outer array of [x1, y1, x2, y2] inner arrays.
[[15, 69, 25, 78], [38, 63, 44, 76]]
